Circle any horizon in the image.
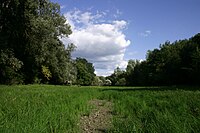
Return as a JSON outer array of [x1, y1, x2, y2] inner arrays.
[[52, 0, 200, 76]]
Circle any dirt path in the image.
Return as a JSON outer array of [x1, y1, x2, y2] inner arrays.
[[80, 99, 113, 133]]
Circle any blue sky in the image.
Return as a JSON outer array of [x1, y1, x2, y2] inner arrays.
[[52, 0, 200, 76]]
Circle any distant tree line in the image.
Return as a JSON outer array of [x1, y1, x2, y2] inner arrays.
[[0, 0, 95, 85], [108, 33, 200, 86]]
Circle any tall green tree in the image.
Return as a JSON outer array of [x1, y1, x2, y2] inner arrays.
[[75, 58, 95, 86], [0, 0, 75, 84], [125, 60, 140, 86]]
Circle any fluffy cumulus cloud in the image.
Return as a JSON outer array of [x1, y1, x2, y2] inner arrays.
[[62, 9, 131, 76]]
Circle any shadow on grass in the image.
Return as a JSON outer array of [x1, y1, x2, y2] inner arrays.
[[101, 86, 200, 92]]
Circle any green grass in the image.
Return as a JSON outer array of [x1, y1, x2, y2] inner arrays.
[[0, 85, 98, 133], [0, 85, 200, 133], [99, 87, 200, 133]]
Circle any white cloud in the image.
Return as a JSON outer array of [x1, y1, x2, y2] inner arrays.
[[114, 9, 123, 18], [140, 30, 152, 37], [63, 9, 131, 76], [60, 5, 66, 9]]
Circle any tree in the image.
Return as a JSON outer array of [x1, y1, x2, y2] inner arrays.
[[107, 67, 126, 86], [0, 0, 75, 84], [92, 76, 112, 86], [75, 58, 95, 86], [125, 60, 140, 86], [92, 76, 101, 86], [0, 49, 23, 84], [123, 33, 200, 86]]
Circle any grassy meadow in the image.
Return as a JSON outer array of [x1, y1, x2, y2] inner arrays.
[[0, 85, 200, 133]]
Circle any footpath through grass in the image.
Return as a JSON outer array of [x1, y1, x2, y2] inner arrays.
[[0, 85, 200, 133]]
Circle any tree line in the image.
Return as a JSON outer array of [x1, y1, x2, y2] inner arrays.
[[108, 33, 200, 86], [1, 0, 199, 86], [0, 0, 95, 85]]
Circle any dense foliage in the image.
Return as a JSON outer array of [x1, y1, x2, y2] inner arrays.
[[0, 0, 95, 85], [109, 33, 200, 86], [75, 58, 95, 86]]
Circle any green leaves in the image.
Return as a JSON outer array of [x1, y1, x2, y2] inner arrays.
[[41, 65, 52, 81], [75, 58, 95, 86], [0, 0, 75, 84], [0, 49, 24, 84], [109, 33, 200, 86]]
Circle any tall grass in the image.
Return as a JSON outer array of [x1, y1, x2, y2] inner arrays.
[[99, 87, 200, 133], [0, 85, 98, 132], [0, 85, 200, 132]]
